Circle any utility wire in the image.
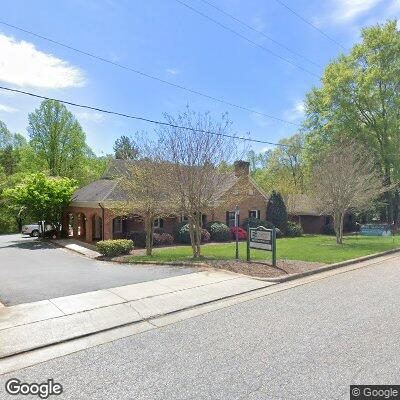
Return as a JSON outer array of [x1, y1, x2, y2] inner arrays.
[[0, 20, 299, 127], [198, 0, 322, 69], [0, 85, 295, 148], [274, 0, 346, 50], [175, 0, 319, 78]]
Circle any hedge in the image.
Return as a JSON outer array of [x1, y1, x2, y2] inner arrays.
[[97, 239, 134, 257], [208, 221, 231, 242]]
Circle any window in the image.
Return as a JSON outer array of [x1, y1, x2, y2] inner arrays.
[[226, 211, 237, 228], [249, 210, 260, 219], [154, 218, 164, 229], [113, 217, 122, 233]]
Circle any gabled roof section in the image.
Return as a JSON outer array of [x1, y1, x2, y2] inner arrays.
[[285, 194, 321, 216], [71, 159, 268, 205]]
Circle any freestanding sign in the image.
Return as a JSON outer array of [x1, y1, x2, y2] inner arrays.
[[247, 226, 277, 267], [360, 223, 392, 236]]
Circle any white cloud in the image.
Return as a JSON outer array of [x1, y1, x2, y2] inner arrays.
[[166, 68, 179, 75], [0, 33, 86, 89], [0, 103, 18, 113], [332, 0, 382, 23], [284, 100, 305, 122], [76, 111, 104, 122]]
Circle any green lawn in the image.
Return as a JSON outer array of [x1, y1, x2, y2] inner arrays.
[[125, 234, 400, 264]]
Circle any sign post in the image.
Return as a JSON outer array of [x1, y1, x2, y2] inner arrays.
[[235, 205, 240, 260], [247, 226, 277, 267]]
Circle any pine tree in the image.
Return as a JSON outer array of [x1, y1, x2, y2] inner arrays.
[[266, 191, 288, 234]]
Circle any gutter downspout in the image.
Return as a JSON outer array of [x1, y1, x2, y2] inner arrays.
[[99, 203, 105, 240]]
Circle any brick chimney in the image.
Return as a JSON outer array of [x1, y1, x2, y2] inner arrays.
[[234, 160, 250, 177]]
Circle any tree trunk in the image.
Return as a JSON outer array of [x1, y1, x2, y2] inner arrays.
[[188, 217, 197, 257], [333, 212, 343, 244], [188, 215, 202, 258], [339, 213, 344, 244], [144, 215, 154, 256]]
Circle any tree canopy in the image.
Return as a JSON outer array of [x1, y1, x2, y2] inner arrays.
[[113, 135, 139, 160], [3, 173, 77, 228], [28, 99, 92, 180], [304, 20, 400, 223]]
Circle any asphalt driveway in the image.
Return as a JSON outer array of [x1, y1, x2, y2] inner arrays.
[[0, 234, 198, 306]]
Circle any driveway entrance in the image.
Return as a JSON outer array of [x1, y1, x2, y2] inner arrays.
[[0, 234, 198, 306]]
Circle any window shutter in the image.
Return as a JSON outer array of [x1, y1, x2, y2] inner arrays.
[[258, 210, 261, 219], [226, 211, 229, 226], [160, 218, 164, 228]]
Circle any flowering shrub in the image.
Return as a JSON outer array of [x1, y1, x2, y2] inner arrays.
[[153, 232, 174, 246], [175, 223, 210, 244], [208, 222, 231, 242], [230, 227, 247, 240]]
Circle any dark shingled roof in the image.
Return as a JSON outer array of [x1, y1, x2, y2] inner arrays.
[[285, 194, 321, 216], [71, 159, 242, 204]]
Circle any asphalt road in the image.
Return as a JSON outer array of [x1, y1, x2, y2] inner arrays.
[[0, 234, 198, 305], [1, 254, 399, 399]]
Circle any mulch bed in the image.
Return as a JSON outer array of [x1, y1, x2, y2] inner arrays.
[[110, 254, 325, 279], [200, 259, 326, 279]]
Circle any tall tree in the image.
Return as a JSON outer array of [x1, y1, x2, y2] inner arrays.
[[28, 100, 90, 180], [113, 135, 139, 160], [158, 108, 242, 258], [253, 134, 306, 196], [266, 191, 288, 234], [0, 121, 27, 175], [311, 143, 385, 244], [304, 20, 400, 224]]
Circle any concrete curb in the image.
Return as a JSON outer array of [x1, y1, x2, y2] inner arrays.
[[111, 248, 400, 283], [258, 248, 400, 283], [109, 258, 211, 269]]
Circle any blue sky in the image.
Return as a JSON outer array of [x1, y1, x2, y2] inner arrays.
[[0, 0, 399, 155]]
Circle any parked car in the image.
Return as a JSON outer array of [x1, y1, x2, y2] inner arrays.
[[21, 224, 41, 237], [21, 223, 53, 237]]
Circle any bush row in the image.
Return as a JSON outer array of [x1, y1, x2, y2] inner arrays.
[[96, 218, 304, 256]]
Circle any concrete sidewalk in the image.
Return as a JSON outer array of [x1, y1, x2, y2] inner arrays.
[[53, 238, 101, 258], [0, 270, 274, 358]]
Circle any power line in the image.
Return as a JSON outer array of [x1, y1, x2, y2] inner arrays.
[[198, 0, 322, 69], [0, 85, 295, 148], [0, 20, 300, 128], [175, 0, 319, 78], [274, 0, 346, 50]]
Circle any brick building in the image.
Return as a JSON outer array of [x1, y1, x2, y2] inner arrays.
[[63, 160, 269, 243], [285, 194, 353, 234]]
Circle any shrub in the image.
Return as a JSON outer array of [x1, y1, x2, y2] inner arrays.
[[241, 217, 274, 230], [205, 220, 222, 231], [322, 223, 335, 235], [153, 232, 174, 246], [286, 221, 303, 237], [154, 227, 166, 234], [97, 239, 134, 257], [230, 226, 247, 240], [266, 191, 288, 234], [209, 222, 231, 242], [127, 231, 146, 248], [201, 229, 211, 243], [175, 223, 210, 244]]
